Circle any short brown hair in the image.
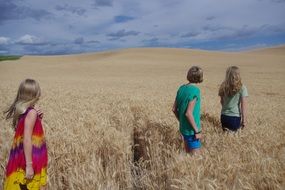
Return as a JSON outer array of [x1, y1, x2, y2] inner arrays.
[[187, 66, 203, 83]]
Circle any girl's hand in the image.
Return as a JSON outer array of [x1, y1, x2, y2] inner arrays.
[[25, 165, 34, 179], [34, 106, 43, 119], [195, 133, 202, 139]]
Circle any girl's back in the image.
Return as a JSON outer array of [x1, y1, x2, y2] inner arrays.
[[4, 79, 48, 190], [221, 85, 248, 117], [5, 108, 48, 190], [219, 66, 248, 131]]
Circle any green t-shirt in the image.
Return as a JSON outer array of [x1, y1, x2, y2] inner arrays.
[[175, 84, 201, 136], [221, 85, 248, 117]]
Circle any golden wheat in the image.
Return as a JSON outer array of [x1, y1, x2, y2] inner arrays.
[[0, 47, 284, 189]]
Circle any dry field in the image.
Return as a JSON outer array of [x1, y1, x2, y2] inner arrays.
[[0, 46, 285, 189]]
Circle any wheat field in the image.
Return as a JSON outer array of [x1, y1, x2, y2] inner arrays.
[[0, 47, 284, 190]]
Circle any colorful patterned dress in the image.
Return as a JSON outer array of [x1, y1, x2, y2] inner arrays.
[[4, 108, 48, 190]]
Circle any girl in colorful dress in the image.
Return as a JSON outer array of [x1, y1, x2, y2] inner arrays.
[[219, 66, 248, 131], [4, 79, 48, 190]]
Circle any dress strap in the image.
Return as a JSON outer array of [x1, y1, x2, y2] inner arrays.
[[23, 107, 34, 116]]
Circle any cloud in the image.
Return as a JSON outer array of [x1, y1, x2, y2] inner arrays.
[[220, 43, 269, 52], [181, 32, 200, 38], [0, 39, 9, 55], [74, 37, 84, 44], [142, 37, 160, 46], [260, 24, 285, 34], [206, 16, 216, 21], [0, 50, 9, 55], [55, 4, 86, 16], [0, 1, 51, 23], [87, 40, 101, 44], [207, 24, 285, 41], [202, 25, 225, 32], [93, 0, 113, 7], [20, 40, 104, 55], [0, 37, 10, 44], [107, 29, 140, 39], [270, 0, 285, 3], [16, 35, 46, 45], [1, 0, 285, 55], [108, 37, 120, 41], [114, 15, 135, 23]]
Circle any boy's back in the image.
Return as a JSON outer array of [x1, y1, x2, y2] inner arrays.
[[176, 84, 201, 136]]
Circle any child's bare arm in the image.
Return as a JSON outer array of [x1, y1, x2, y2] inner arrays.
[[172, 100, 179, 121], [185, 99, 201, 139], [241, 96, 247, 128], [24, 109, 37, 179]]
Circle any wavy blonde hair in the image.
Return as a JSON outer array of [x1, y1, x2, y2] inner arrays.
[[4, 79, 41, 129], [219, 66, 242, 97]]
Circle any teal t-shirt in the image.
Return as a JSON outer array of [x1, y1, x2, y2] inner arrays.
[[221, 85, 248, 117], [175, 84, 201, 136]]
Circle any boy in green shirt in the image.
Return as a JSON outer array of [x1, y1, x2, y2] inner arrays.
[[172, 66, 203, 154]]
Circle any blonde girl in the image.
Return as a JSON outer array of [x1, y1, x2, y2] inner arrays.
[[4, 79, 48, 190], [219, 66, 248, 131]]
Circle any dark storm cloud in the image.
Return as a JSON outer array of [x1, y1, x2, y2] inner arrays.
[[55, 4, 86, 16], [0, 0, 51, 23], [107, 29, 140, 39]]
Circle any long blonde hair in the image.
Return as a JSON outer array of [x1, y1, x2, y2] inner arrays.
[[4, 79, 41, 128], [219, 66, 242, 97]]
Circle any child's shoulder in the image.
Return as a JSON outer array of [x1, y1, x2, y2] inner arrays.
[[178, 84, 200, 93], [177, 84, 186, 91], [240, 84, 247, 92], [240, 84, 248, 96], [24, 108, 37, 119]]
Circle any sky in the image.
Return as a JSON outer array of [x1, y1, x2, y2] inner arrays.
[[0, 0, 285, 55]]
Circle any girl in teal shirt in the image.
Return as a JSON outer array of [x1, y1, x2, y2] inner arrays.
[[219, 66, 248, 131]]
